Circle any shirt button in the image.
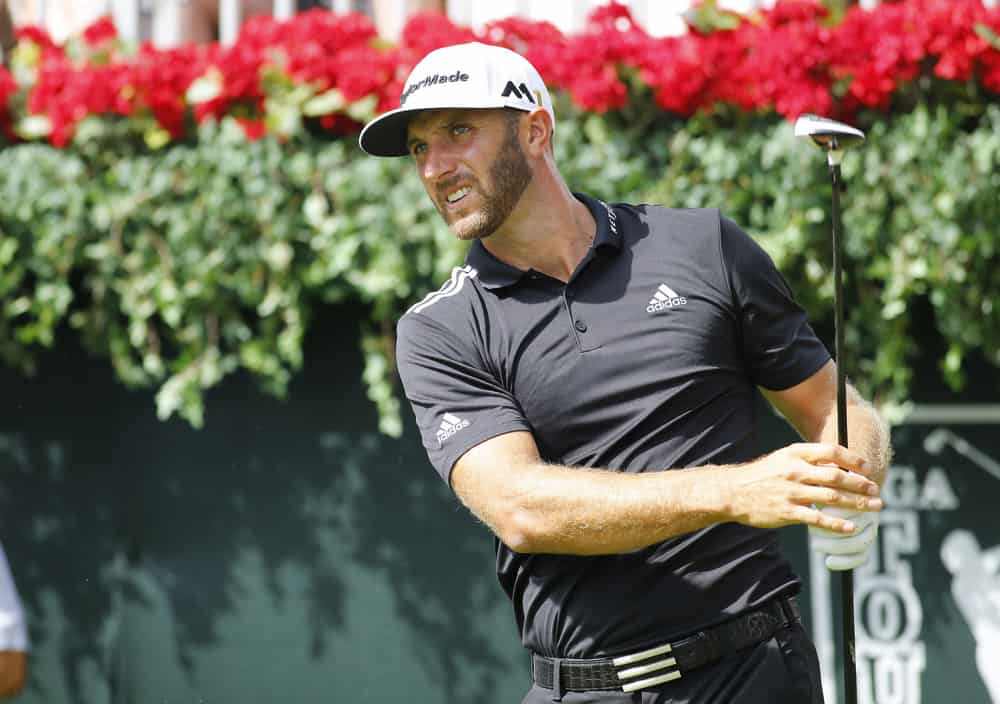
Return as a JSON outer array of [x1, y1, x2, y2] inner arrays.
[[574, 319, 588, 333]]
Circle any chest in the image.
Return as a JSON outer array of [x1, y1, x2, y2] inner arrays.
[[485, 249, 747, 460]]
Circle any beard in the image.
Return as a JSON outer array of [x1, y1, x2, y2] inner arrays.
[[437, 120, 533, 241]]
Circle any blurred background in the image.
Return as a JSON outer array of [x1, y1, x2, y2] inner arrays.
[[1, 1, 999, 702]]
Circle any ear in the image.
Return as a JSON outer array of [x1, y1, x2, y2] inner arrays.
[[524, 108, 553, 158]]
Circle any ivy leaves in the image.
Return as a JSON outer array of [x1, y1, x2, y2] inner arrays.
[[2, 102, 998, 432], [640, 104, 1000, 418]]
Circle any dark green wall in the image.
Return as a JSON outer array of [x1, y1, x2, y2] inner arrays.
[[1, 305, 998, 704], [0, 305, 527, 703]]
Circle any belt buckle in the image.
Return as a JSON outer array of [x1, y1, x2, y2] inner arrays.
[[611, 642, 683, 693]]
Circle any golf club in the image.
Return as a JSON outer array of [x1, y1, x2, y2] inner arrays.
[[794, 113, 866, 704]]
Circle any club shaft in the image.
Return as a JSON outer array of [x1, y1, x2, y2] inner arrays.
[[830, 163, 857, 704]]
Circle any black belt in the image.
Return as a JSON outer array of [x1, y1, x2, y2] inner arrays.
[[531, 596, 800, 697]]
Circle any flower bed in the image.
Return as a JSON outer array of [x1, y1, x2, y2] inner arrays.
[[2, 0, 1000, 147]]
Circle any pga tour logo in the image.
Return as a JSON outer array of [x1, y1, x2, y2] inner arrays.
[[647, 283, 687, 313], [436, 412, 470, 445]]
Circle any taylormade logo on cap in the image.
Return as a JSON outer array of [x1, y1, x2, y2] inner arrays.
[[401, 70, 470, 105], [358, 41, 556, 157]]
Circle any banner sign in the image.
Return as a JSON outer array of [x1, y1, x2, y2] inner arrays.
[[811, 406, 1000, 704]]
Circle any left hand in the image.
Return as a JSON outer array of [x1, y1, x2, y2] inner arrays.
[[808, 506, 879, 571]]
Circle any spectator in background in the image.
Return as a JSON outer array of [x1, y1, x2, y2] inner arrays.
[[0, 543, 27, 697]]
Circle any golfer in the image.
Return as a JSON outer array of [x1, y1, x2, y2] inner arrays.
[[360, 42, 890, 703]]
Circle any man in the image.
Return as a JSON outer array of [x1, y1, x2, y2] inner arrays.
[[359, 42, 890, 703], [0, 542, 27, 697]]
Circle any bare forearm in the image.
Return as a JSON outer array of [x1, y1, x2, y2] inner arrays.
[[816, 384, 892, 486], [488, 462, 726, 555], [452, 430, 879, 557]]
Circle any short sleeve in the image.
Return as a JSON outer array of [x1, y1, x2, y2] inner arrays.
[[396, 312, 532, 485], [0, 544, 28, 651], [720, 217, 830, 390]]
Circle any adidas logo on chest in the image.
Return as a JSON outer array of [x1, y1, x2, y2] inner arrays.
[[646, 283, 687, 313]]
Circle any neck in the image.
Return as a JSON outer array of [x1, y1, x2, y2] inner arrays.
[[480, 173, 596, 283]]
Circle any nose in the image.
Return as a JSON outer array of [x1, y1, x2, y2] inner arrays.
[[419, 143, 457, 183]]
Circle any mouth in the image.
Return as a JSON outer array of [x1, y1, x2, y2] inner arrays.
[[443, 185, 472, 207]]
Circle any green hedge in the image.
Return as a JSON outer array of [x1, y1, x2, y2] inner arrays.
[[2, 96, 998, 432]]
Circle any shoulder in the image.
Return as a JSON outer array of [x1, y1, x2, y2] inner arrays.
[[615, 202, 725, 249], [616, 202, 722, 231], [400, 265, 479, 324], [403, 265, 480, 318], [397, 265, 483, 351], [614, 202, 729, 261]]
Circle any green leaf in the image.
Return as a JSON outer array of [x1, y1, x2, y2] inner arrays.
[[345, 94, 378, 123], [302, 88, 346, 116], [16, 115, 52, 139], [186, 70, 223, 104], [975, 23, 1000, 51]]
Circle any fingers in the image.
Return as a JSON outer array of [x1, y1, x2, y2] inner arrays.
[[826, 551, 870, 571], [796, 504, 859, 533], [820, 506, 878, 523], [811, 520, 877, 553], [809, 507, 877, 536], [788, 442, 874, 479], [809, 507, 879, 570], [796, 483, 883, 512], [800, 463, 880, 497]]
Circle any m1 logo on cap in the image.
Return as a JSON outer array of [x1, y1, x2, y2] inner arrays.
[[501, 81, 541, 105], [400, 70, 470, 105]]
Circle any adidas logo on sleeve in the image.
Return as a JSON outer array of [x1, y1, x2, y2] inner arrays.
[[436, 412, 470, 445], [646, 283, 688, 313]]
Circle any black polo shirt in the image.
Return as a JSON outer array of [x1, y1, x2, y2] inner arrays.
[[395, 193, 830, 659]]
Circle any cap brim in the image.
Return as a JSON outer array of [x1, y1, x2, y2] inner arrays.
[[358, 107, 424, 157], [359, 102, 536, 157]]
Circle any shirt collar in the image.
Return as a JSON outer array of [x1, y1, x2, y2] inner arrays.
[[465, 192, 623, 290]]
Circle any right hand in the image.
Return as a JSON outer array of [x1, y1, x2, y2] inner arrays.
[[715, 443, 882, 534]]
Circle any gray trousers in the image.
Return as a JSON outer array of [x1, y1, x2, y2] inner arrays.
[[522, 623, 824, 704]]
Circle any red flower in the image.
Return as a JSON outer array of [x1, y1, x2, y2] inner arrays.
[[766, 0, 829, 26], [483, 16, 564, 56], [28, 56, 134, 146], [192, 43, 265, 124], [235, 116, 267, 140], [82, 15, 118, 46], [128, 42, 213, 139], [398, 12, 477, 66], [0, 66, 17, 140], [14, 25, 60, 52], [978, 4, 1000, 94], [6, 1, 1000, 147]]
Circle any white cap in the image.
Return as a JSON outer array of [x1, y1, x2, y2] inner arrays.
[[359, 42, 555, 157]]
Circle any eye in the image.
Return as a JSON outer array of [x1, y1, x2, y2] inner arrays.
[[451, 124, 470, 137], [410, 142, 427, 157]]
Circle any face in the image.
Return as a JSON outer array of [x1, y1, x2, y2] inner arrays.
[[407, 109, 533, 241]]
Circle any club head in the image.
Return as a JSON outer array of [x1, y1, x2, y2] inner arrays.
[[794, 114, 866, 152]]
